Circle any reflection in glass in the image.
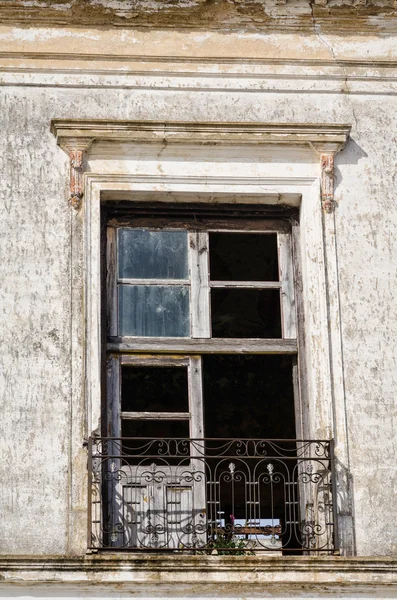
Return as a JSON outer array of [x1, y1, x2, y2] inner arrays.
[[118, 229, 188, 280], [119, 285, 190, 337]]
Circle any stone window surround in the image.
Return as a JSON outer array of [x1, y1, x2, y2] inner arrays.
[[51, 120, 353, 556]]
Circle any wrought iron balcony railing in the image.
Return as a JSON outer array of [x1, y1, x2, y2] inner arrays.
[[88, 437, 337, 554]]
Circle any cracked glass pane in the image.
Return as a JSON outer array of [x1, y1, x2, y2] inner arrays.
[[119, 285, 190, 337], [118, 229, 188, 280]]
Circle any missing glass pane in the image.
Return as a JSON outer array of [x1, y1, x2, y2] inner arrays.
[[118, 229, 188, 280], [122, 420, 190, 439], [202, 355, 296, 544], [203, 355, 296, 439], [209, 233, 279, 282], [121, 420, 191, 465], [121, 366, 189, 413], [119, 285, 190, 337], [211, 288, 281, 338]]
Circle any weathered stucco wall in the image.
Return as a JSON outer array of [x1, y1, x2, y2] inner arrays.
[[1, 0, 397, 32], [1, 15, 397, 567]]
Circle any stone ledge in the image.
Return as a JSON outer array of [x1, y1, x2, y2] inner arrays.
[[1, 555, 397, 587], [51, 120, 351, 155]]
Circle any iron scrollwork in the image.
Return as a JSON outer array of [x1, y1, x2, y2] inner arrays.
[[88, 437, 336, 554]]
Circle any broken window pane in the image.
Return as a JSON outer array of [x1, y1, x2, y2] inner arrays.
[[211, 289, 281, 338], [121, 420, 191, 464], [118, 229, 188, 280], [203, 355, 296, 542], [121, 366, 189, 412], [203, 355, 295, 439], [209, 233, 279, 282], [119, 285, 190, 337], [122, 419, 190, 439]]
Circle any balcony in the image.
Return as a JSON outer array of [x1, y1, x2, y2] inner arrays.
[[88, 438, 336, 554]]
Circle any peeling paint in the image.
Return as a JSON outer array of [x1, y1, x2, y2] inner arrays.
[[0, 0, 397, 31], [0, 0, 397, 585]]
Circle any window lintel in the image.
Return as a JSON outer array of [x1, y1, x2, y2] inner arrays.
[[51, 119, 351, 212]]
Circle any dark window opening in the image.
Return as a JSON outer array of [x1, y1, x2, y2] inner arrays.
[[211, 289, 282, 338], [122, 420, 190, 440], [203, 355, 295, 439], [203, 354, 298, 552], [121, 366, 189, 413], [209, 232, 279, 282], [95, 207, 318, 556]]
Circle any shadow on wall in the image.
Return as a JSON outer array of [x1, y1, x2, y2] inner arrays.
[[335, 455, 356, 556], [334, 137, 368, 194]]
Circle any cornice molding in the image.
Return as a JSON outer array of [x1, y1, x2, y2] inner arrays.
[[51, 120, 350, 152], [51, 120, 350, 212], [4, 52, 397, 69]]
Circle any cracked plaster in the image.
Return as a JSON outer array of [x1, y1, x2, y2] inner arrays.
[[0, 0, 397, 31], [1, 0, 397, 586]]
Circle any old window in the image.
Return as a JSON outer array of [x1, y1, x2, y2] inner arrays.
[[90, 203, 335, 554]]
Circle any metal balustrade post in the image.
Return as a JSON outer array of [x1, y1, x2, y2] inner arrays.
[[87, 436, 93, 550], [329, 439, 339, 553]]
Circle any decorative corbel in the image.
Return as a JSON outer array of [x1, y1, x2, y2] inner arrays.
[[58, 137, 93, 210], [320, 153, 335, 213], [69, 149, 84, 210], [50, 120, 351, 213], [311, 138, 349, 213]]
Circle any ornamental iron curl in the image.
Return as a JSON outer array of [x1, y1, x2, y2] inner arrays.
[[88, 437, 336, 554]]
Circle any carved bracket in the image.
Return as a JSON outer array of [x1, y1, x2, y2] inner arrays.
[[321, 153, 335, 213], [54, 137, 93, 210], [69, 149, 84, 210], [51, 121, 350, 213], [311, 139, 349, 213]]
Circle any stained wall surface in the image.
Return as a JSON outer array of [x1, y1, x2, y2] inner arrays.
[[0, 18, 397, 560]]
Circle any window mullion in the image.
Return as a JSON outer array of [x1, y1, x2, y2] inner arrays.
[[107, 227, 118, 337], [106, 355, 121, 438], [188, 356, 204, 441], [278, 232, 297, 339], [189, 231, 210, 338], [108, 338, 298, 353], [121, 411, 190, 420], [188, 356, 206, 524]]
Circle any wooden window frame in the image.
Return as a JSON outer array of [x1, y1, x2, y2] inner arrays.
[[103, 204, 301, 444], [106, 354, 204, 440], [105, 207, 298, 356]]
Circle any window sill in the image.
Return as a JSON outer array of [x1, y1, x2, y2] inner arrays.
[[1, 555, 397, 592]]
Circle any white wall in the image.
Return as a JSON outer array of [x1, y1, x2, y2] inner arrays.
[[1, 25, 397, 558]]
